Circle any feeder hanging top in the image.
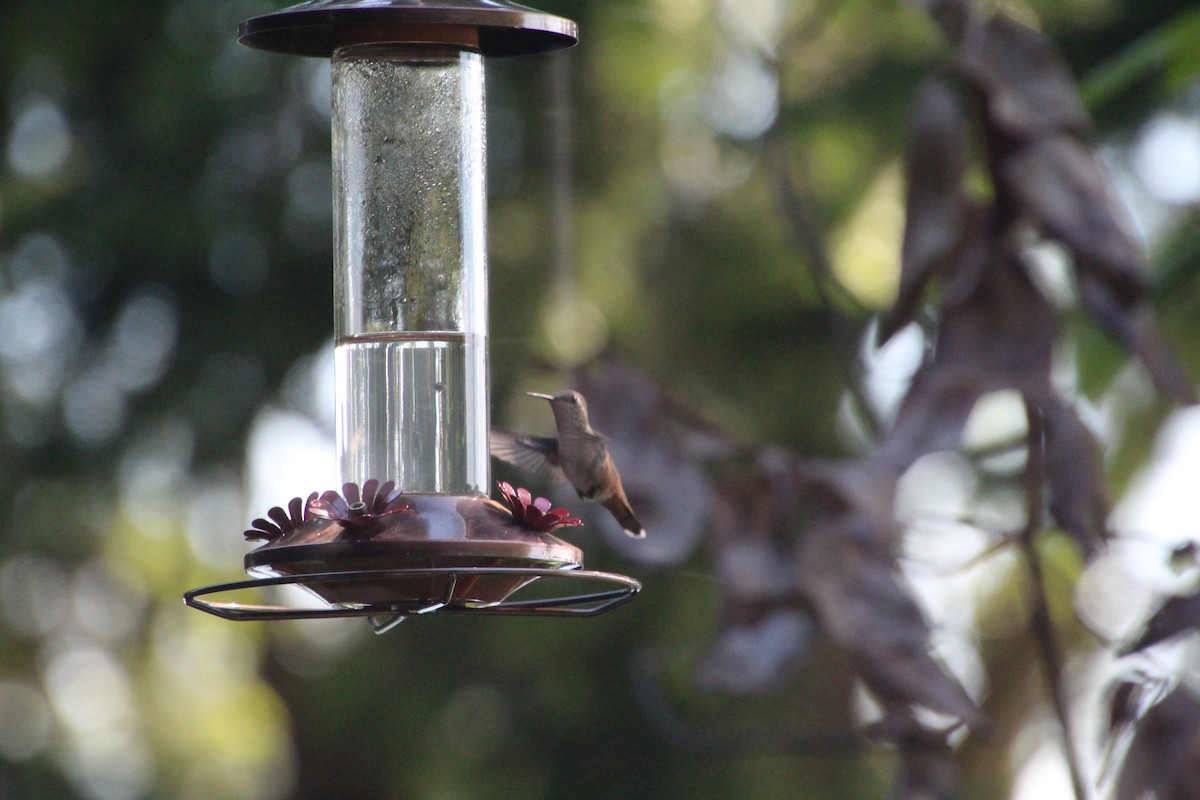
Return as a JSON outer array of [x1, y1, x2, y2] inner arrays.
[[238, 0, 579, 58]]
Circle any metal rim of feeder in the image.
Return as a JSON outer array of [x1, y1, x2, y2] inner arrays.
[[238, 0, 579, 58], [184, 567, 641, 633]]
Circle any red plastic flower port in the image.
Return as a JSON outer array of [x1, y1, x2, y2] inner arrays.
[[497, 481, 582, 533], [244, 492, 318, 542], [309, 480, 412, 529]]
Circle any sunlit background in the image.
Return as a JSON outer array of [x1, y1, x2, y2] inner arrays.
[[1, 0, 1199, 798]]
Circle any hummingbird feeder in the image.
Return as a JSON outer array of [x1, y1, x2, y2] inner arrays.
[[185, 0, 639, 631]]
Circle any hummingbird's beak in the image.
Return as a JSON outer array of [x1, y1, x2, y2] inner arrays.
[[525, 392, 555, 401]]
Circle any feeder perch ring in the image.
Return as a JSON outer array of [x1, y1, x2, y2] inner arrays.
[[185, 567, 640, 627]]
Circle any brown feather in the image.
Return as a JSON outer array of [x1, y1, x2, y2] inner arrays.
[[601, 490, 645, 538], [489, 430, 565, 483]]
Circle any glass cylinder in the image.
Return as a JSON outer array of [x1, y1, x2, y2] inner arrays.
[[332, 44, 488, 495]]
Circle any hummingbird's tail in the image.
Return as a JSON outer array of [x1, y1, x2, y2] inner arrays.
[[602, 494, 645, 538]]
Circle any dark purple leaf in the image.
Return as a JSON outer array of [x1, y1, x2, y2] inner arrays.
[[867, 709, 961, 800], [999, 136, 1147, 295], [1113, 685, 1200, 800], [1169, 541, 1198, 573], [1041, 398, 1109, 555], [794, 461, 988, 733], [878, 252, 1056, 470], [1076, 270, 1194, 401], [937, 254, 1058, 395], [964, 14, 1092, 141], [1107, 676, 1147, 740], [882, 76, 971, 345], [918, 0, 977, 45], [1121, 587, 1200, 654]]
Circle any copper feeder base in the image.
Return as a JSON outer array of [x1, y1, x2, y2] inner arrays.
[[247, 494, 581, 607], [184, 494, 640, 629]]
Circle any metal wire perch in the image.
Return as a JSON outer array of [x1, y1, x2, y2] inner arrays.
[[185, 566, 640, 633]]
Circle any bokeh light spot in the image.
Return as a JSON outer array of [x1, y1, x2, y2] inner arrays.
[[0, 681, 54, 761], [7, 99, 72, 178], [1133, 113, 1200, 205]]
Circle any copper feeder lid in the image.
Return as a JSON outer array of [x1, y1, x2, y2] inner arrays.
[[238, 0, 578, 57]]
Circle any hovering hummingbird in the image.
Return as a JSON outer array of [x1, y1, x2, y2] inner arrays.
[[491, 390, 646, 538]]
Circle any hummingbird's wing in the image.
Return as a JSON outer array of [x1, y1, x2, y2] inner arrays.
[[489, 430, 566, 483]]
